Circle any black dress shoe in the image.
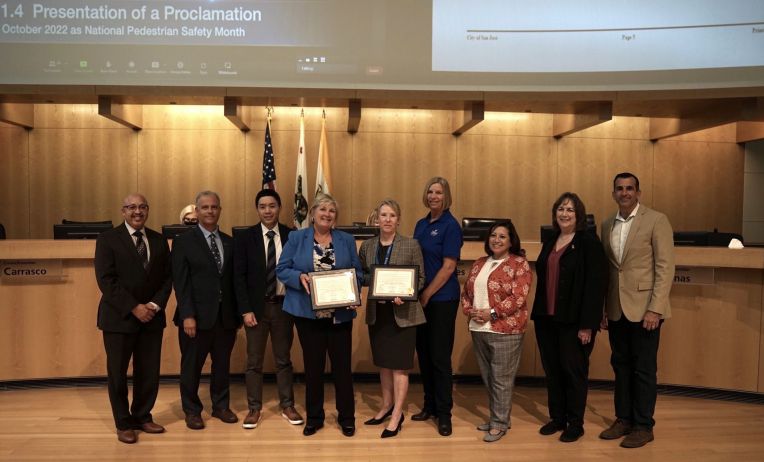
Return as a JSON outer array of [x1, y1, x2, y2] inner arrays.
[[438, 418, 452, 436], [341, 425, 356, 437], [411, 410, 434, 421], [381, 414, 404, 439], [539, 420, 567, 435], [302, 423, 323, 436], [560, 425, 584, 443], [364, 407, 394, 425]]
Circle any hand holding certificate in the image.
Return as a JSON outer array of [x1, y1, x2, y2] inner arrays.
[[368, 265, 419, 301], [308, 268, 361, 310]]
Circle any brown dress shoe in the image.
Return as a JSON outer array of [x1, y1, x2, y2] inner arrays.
[[117, 429, 137, 444], [140, 422, 165, 434], [281, 406, 304, 425], [620, 429, 654, 448], [242, 409, 261, 429], [211, 408, 238, 424], [185, 414, 205, 430], [599, 419, 632, 440]]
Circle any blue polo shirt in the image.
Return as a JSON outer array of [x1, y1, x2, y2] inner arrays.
[[413, 209, 463, 302]]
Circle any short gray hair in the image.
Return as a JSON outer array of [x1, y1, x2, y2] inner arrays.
[[195, 190, 221, 206]]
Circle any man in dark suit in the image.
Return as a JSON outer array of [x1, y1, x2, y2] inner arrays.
[[95, 193, 172, 444], [234, 189, 303, 429], [172, 190, 241, 430]]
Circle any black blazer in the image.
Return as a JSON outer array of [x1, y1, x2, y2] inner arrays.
[[233, 222, 292, 318], [531, 230, 607, 330], [95, 223, 172, 333], [171, 226, 240, 330]]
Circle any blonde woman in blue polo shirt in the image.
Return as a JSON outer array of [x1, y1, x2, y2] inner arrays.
[[411, 177, 463, 437]]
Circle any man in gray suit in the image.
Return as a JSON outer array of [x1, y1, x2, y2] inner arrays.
[[600, 172, 675, 448], [172, 191, 242, 430]]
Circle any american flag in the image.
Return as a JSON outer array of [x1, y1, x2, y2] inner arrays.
[[262, 119, 277, 190]]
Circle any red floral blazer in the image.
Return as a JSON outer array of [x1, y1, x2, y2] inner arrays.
[[461, 254, 532, 334]]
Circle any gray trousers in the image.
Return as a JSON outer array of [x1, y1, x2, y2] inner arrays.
[[471, 331, 524, 431], [244, 302, 295, 410]]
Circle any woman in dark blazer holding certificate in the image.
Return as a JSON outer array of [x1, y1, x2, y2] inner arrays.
[[532, 192, 607, 443], [276, 193, 363, 438], [359, 199, 426, 438]]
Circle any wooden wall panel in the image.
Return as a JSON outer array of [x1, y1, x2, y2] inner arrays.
[[457, 134, 557, 241], [470, 112, 552, 137], [35, 104, 124, 130], [557, 138, 654, 230], [567, 116, 650, 140], [142, 105, 235, 131], [0, 126, 30, 238], [654, 141, 744, 233], [138, 129, 247, 232], [352, 132, 457, 235], [665, 122, 738, 143], [28, 129, 137, 237], [360, 108, 453, 134]]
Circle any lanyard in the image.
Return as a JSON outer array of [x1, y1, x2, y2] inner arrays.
[[376, 241, 394, 265]]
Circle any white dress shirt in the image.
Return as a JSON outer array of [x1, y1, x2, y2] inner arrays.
[[610, 203, 640, 264], [261, 223, 286, 296]]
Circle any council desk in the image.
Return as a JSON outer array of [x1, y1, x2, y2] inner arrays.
[[1, 240, 763, 393]]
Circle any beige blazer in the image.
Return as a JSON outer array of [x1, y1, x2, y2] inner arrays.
[[601, 204, 675, 322], [359, 234, 426, 328]]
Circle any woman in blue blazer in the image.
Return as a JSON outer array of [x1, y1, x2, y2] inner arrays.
[[276, 193, 363, 437]]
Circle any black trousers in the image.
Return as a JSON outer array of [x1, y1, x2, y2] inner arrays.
[[608, 316, 662, 430], [178, 319, 237, 415], [415, 300, 458, 419], [103, 328, 163, 431], [534, 316, 595, 427], [294, 316, 355, 427]]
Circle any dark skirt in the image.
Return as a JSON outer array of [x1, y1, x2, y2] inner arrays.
[[369, 302, 416, 370]]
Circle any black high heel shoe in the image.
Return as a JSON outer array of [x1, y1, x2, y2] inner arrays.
[[381, 414, 404, 438], [364, 407, 393, 425]]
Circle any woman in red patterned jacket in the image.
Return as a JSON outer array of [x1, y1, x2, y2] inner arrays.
[[461, 220, 532, 443]]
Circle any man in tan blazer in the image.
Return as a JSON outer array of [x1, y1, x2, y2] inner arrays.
[[599, 172, 675, 449]]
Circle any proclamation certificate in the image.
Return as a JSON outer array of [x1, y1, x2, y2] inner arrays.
[[368, 265, 419, 301], [308, 269, 361, 310]]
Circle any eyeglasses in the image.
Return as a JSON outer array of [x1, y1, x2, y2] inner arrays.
[[123, 204, 149, 211]]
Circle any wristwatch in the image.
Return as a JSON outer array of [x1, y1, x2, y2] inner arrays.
[[489, 309, 498, 321]]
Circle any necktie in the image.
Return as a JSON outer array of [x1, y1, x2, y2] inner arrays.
[[265, 230, 277, 297], [209, 233, 223, 274], [134, 230, 148, 268]]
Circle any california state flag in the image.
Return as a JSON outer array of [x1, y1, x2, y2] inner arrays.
[[293, 112, 309, 229], [315, 117, 332, 197]]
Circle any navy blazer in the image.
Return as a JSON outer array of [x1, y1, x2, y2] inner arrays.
[[95, 223, 172, 333], [531, 230, 608, 331], [233, 222, 293, 318], [172, 225, 241, 330], [276, 226, 363, 322]]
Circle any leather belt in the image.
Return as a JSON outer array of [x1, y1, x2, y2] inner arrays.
[[264, 295, 285, 304]]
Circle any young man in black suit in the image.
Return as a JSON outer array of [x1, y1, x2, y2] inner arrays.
[[95, 193, 172, 444], [172, 190, 241, 430], [234, 189, 303, 429]]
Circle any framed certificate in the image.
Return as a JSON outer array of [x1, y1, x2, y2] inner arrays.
[[368, 265, 419, 301], [308, 268, 361, 310]]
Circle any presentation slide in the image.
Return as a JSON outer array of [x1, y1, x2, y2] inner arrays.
[[432, 0, 764, 72], [0, 0, 762, 91]]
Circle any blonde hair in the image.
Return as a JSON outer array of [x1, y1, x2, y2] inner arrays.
[[421, 176, 453, 210], [179, 204, 195, 223], [310, 193, 339, 225], [376, 198, 401, 219]]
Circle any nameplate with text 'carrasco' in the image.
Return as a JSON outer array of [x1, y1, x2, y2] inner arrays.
[[673, 266, 715, 285], [0, 260, 63, 282]]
